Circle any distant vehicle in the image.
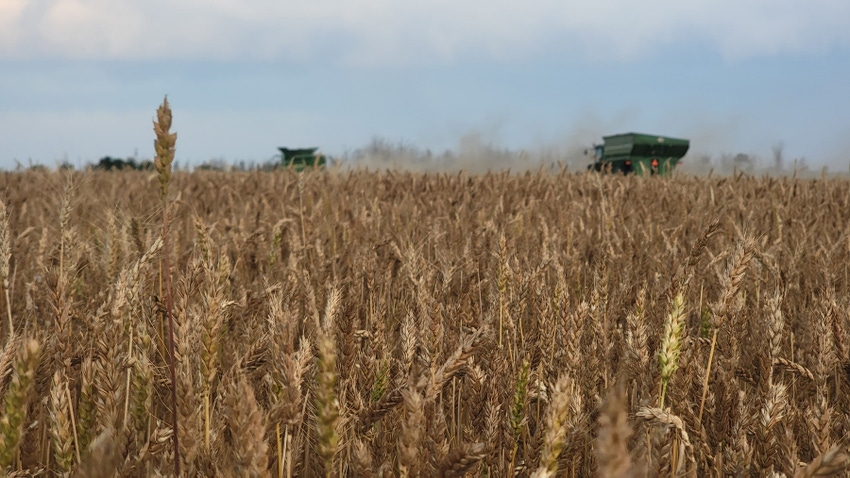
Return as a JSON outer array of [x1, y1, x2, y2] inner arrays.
[[587, 133, 690, 175], [278, 147, 326, 171]]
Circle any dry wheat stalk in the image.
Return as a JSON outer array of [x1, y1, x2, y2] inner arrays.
[[398, 387, 424, 477], [0, 334, 21, 400], [351, 439, 375, 478], [438, 442, 486, 478], [772, 358, 814, 381], [532, 374, 573, 477], [698, 236, 756, 423], [0, 338, 41, 471], [793, 443, 850, 477], [72, 428, 122, 478], [595, 382, 635, 478], [315, 332, 339, 478], [225, 375, 269, 477], [753, 382, 788, 472], [49, 369, 75, 474], [658, 291, 686, 409], [153, 95, 180, 476], [0, 200, 12, 340], [636, 406, 695, 476], [767, 288, 784, 362], [422, 327, 487, 402]]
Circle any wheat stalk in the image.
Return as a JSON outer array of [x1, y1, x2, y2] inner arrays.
[[398, 387, 424, 477], [698, 236, 756, 423], [0, 338, 41, 472], [533, 374, 572, 477], [49, 369, 75, 474], [658, 291, 686, 409], [595, 382, 634, 477], [315, 332, 338, 478], [225, 375, 269, 477], [153, 95, 180, 476], [0, 200, 12, 341]]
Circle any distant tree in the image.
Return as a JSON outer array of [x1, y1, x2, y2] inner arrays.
[[92, 156, 154, 171], [719, 153, 757, 174], [257, 159, 280, 172], [772, 142, 785, 171], [195, 159, 230, 171]]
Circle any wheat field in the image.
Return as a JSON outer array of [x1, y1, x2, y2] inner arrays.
[[1, 104, 849, 477]]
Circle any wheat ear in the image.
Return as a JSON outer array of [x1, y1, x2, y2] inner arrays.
[[50, 369, 75, 473], [0, 338, 41, 471], [794, 442, 850, 477], [225, 375, 269, 476], [658, 291, 686, 409], [0, 200, 12, 341], [533, 374, 572, 477]]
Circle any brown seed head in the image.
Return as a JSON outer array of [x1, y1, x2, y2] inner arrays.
[[153, 95, 177, 199], [0, 200, 9, 284]]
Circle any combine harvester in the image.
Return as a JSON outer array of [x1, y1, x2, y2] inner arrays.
[[278, 147, 327, 171], [587, 133, 689, 175]]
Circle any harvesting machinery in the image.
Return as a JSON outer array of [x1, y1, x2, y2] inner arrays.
[[587, 133, 689, 175], [278, 147, 327, 170]]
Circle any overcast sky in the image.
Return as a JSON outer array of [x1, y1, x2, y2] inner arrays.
[[1, 0, 849, 170]]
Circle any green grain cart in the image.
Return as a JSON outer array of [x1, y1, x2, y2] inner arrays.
[[278, 147, 326, 171], [587, 133, 689, 175]]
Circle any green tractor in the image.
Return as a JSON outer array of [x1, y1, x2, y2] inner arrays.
[[587, 133, 689, 175], [278, 147, 327, 171]]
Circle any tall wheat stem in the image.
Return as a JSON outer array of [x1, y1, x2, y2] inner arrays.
[[697, 330, 718, 423], [153, 95, 180, 475], [697, 237, 754, 424], [276, 423, 283, 478], [0, 200, 13, 340], [3, 288, 10, 340], [205, 392, 211, 451], [65, 382, 81, 464], [161, 156, 179, 477]]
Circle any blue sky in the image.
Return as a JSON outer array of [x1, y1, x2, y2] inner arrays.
[[1, 0, 849, 171]]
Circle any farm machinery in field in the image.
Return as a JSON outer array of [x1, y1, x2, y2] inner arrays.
[[278, 147, 327, 170], [587, 133, 690, 176]]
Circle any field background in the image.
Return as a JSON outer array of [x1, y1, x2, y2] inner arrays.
[[0, 169, 849, 477]]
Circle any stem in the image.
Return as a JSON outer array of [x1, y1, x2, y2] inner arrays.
[[286, 425, 293, 478], [205, 392, 210, 451], [65, 382, 81, 465], [123, 327, 134, 428], [162, 202, 180, 476], [698, 329, 718, 423], [498, 300, 503, 348], [59, 227, 64, 287], [4, 287, 12, 340], [670, 436, 679, 477], [277, 423, 283, 478]]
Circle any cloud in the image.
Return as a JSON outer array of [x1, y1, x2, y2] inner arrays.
[[1, 0, 848, 63]]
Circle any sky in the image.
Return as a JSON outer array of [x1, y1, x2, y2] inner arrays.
[[1, 0, 849, 171]]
